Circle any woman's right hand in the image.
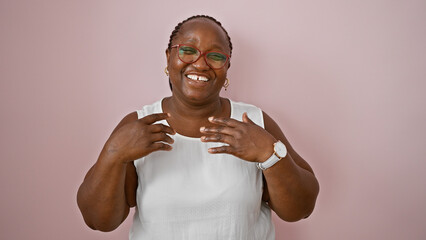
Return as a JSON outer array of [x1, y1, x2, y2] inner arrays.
[[103, 113, 175, 163]]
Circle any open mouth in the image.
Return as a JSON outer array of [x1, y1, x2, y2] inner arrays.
[[185, 74, 209, 82]]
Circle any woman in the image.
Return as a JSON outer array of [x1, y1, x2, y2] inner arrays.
[[77, 15, 319, 239]]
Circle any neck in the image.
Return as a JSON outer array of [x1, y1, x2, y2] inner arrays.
[[166, 94, 223, 120]]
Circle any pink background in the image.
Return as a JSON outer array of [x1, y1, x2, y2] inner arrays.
[[1, 0, 426, 239]]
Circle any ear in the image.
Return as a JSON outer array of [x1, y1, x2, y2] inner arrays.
[[166, 49, 170, 64]]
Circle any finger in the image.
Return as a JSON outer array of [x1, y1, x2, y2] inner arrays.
[[242, 112, 255, 124], [150, 132, 174, 144], [140, 113, 170, 125], [208, 145, 234, 154], [200, 125, 235, 136], [150, 123, 175, 135], [208, 116, 241, 127], [149, 142, 172, 152], [201, 134, 234, 144]]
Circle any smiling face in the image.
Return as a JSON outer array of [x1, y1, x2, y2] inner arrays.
[[166, 18, 231, 105]]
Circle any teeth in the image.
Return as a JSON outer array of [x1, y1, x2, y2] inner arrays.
[[198, 76, 208, 81], [187, 74, 209, 82]]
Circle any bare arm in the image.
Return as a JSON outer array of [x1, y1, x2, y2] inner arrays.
[[77, 112, 175, 231], [261, 111, 319, 221], [200, 112, 319, 222]]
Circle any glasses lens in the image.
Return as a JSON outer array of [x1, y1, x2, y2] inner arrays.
[[206, 52, 228, 69], [178, 46, 200, 63], [177, 45, 229, 69]]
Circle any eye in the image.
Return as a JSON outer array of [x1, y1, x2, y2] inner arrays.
[[207, 52, 227, 62], [179, 46, 198, 55]]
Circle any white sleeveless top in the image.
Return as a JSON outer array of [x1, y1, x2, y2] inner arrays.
[[129, 98, 275, 240]]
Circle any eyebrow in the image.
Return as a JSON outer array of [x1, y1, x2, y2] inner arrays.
[[183, 40, 228, 52]]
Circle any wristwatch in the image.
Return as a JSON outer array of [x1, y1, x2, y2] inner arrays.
[[256, 141, 287, 170]]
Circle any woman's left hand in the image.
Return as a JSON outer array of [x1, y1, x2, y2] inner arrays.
[[200, 112, 277, 162]]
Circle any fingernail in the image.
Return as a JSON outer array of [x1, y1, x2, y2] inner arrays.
[[167, 113, 171, 117], [208, 116, 214, 121], [200, 126, 205, 132]]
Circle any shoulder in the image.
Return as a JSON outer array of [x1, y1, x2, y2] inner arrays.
[[228, 98, 259, 110], [228, 98, 264, 127], [111, 112, 138, 135], [113, 98, 165, 134], [135, 98, 164, 119], [261, 111, 287, 148], [262, 111, 279, 134]]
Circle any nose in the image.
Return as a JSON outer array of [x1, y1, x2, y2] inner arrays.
[[191, 54, 210, 70]]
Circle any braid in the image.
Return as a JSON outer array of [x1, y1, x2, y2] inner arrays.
[[167, 15, 233, 56]]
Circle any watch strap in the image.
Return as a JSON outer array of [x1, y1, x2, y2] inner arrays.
[[256, 141, 287, 170], [256, 152, 281, 170]]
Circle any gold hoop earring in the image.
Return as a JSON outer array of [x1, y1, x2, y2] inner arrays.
[[223, 78, 229, 91], [165, 67, 169, 76]]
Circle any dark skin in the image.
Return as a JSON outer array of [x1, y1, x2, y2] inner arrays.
[[77, 18, 319, 232]]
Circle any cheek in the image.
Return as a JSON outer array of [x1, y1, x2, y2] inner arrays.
[[169, 56, 186, 74], [215, 69, 228, 79]]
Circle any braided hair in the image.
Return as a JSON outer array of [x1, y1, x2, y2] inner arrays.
[[167, 15, 233, 56]]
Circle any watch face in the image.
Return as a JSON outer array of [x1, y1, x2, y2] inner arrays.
[[274, 141, 287, 158]]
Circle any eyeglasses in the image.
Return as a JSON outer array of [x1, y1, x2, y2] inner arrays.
[[171, 44, 230, 70]]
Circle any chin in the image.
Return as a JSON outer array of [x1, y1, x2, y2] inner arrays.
[[180, 90, 219, 104]]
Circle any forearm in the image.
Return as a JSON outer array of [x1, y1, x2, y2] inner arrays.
[[263, 153, 319, 222], [77, 150, 129, 231]]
